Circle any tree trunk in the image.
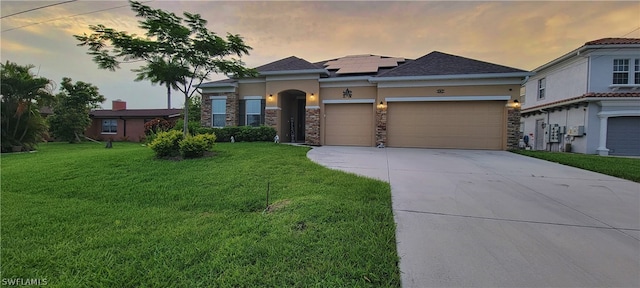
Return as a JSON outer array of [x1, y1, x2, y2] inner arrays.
[[183, 94, 189, 136], [17, 108, 33, 143], [166, 83, 171, 109]]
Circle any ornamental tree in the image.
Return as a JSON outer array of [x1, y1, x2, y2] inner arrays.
[[74, 0, 256, 135], [48, 78, 106, 143]]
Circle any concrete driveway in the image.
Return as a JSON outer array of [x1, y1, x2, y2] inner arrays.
[[307, 146, 640, 287]]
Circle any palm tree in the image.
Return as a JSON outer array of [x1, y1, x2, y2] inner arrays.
[[1, 61, 55, 151], [133, 57, 189, 109]]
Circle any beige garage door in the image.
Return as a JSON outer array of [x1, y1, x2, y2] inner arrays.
[[387, 101, 505, 149], [324, 103, 373, 146]]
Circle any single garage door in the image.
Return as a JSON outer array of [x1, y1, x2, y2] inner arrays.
[[324, 103, 373, 146], [607, 116, 640, 156], [387, 101, 505, 149]]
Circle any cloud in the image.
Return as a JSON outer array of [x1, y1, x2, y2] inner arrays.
[[2, 0, 638, 109]]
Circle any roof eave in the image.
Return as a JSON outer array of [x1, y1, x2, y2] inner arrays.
[[259, 69, 329, 76], [318, 76, 371, 82], [522, 96, 640, 113], [370, 72, 533, 82], [196, 81, 238, 88], [533, 43, 640, 72]]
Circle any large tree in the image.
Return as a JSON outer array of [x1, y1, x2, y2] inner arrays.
[[48, 78, 106, 143], [74, 0, 256, 135], [0, 61, 55, 152]]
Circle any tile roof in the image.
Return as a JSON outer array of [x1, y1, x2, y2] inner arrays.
[[522, 92, 640, 112], [585, 38, 640, 45], [255, 56, 322, 72], [90, 109, 182, 118], [375, 51, 527, 77]]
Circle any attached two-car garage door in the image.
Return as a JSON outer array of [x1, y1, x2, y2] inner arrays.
[[387, 101, 505, 149]]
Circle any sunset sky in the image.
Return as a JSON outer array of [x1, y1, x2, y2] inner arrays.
[[2, 0, 639, 109]]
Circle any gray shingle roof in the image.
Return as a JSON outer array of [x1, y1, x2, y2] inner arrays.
[[376, 51, 527, 77], [90, 109, 182, 118], [256, 56, 322, 72]]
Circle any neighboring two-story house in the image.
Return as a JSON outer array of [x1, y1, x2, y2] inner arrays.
[[199, 51, 530, 150], [521, 38, 640, 156]]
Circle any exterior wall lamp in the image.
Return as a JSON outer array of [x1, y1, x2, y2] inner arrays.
[[507, 99, 520, 109], [309, 93, 315, 100], [268, 94, 273, 100], [377, 101, 386, 109]]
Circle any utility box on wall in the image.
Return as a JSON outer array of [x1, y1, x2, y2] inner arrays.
[[549, 124, 561, 143], [567, 125, 585, 136]]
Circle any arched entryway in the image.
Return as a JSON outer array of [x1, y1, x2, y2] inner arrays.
[[278, 89, 306, 143]]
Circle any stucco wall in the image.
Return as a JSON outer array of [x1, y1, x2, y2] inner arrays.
[[379, 84, 520, 99], [238, 82, 266, 97], [320, 86, 377, 100], [589, 51, 640, 92], [524, 57, 588, 108]]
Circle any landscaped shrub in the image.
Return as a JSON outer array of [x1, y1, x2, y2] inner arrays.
[[195, 126, 276, 142], [198, 133, 217, 148], [179, 135, 208, 158], [148, 130, 183, 157], [143, 118, 175, 144]]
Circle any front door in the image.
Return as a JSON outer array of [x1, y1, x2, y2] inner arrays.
[[535, 119, 545, 150], [296, 100, 306, 142]]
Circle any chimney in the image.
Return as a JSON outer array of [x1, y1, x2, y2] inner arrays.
[[112, 100, 126, 111]]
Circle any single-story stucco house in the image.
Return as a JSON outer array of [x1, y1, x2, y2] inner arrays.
[[86, 100, 182, 142], [199, 51, 531, 150]]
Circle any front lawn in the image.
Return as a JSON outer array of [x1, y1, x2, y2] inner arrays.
[[513, 150, 640, 182], [1, 142, 399, 287]]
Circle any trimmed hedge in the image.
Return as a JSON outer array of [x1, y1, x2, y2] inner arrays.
[[197, 126, 276, 142], [173, 121, 277, 143]]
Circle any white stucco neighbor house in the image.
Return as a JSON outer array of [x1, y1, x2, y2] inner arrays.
[[521, 38, 640, 156]]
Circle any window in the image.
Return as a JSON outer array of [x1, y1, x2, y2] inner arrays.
[[635, 59, 640, 84], [613, 59, 629, 84], [537, 78, 545, 100], [101, 119, 117, 133], [245, 99, 261, 127], [211, 99, 226, 127]]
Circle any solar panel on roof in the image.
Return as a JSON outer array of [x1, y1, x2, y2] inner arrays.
[[324, 55, 405, 74]]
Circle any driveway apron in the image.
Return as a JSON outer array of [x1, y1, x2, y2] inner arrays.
[[307, 146, 640, 288]]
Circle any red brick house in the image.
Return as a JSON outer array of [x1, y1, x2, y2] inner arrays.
[[86, 100, 182, 142]]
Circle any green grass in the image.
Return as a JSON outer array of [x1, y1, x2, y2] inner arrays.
[[1, 142, 400, 287], [513, 150, 640, 182]]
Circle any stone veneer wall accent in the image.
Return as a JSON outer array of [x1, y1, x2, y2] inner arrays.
[[375, 108, 387, 147], [507, 108, 521, 150], [305, 108, 320, 145], [225, 93, 239, 127], [265, 109, 278, 128], [201, 95, 211, 127], [199, 92, 238, 127]]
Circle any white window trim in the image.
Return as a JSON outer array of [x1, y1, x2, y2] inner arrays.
[[245, 99, 261, 127], [537, 78, 545, 100], [612, 58, 630, 85], [211, 99, 226, 128], [101, 119, 117, 134]]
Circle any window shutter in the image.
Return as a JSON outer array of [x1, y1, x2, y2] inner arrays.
[[260, 99, 266, 125], [238, 100, 246, 126]]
